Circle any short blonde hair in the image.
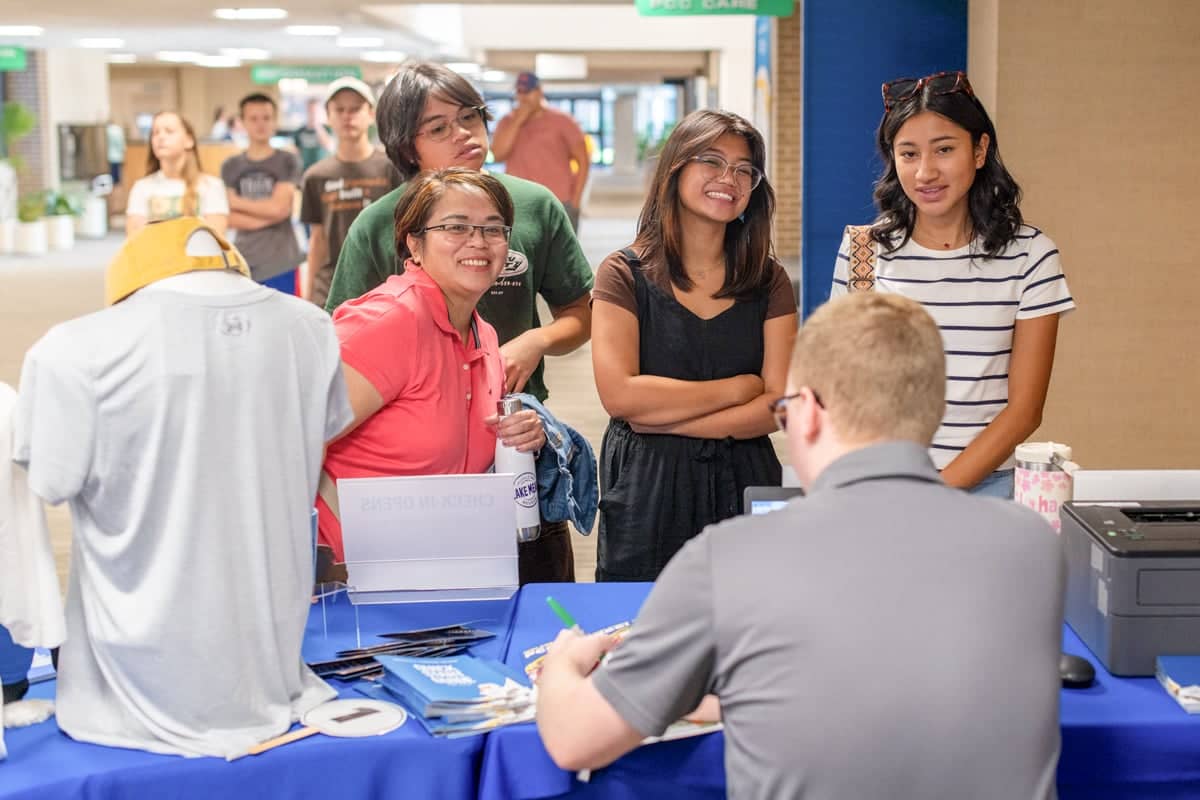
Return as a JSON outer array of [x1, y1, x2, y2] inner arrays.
[[790, 293, 945, 444]]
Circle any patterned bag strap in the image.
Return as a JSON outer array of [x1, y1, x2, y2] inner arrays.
[[844, 225, 877, 292]]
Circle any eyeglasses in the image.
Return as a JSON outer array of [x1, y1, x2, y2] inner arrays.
[[768, 389, 824, 432], [417, 223, 512, 243], [688, 154, 763, 191], [881, 71, 975, 113], [416, 105, 488, 143]]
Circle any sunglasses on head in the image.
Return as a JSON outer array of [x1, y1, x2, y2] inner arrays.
[[881, 70, 975, 113]]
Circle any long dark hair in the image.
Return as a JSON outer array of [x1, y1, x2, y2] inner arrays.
[[872, 81, 1022, 258], [376, 61, 494, 181], [634, 109, 777, 299]]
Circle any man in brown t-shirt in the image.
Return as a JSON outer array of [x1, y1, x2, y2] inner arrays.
[[300, 77, 402, 307], [491, 72, 590, 231]]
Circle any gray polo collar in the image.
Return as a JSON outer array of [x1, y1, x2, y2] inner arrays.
[[808, 440, 942, 494]]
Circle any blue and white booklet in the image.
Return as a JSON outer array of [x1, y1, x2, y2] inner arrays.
[[377, 655, 535, 737], [1156, 655, 1200, 713]]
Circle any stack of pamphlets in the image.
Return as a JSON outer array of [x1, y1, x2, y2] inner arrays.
[[307, 624, 496, 683], [1156, 655, 1200, 713], [377, 654, 535, 738]]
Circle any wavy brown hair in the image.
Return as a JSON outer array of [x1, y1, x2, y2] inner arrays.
[[634, 109, 778, 299], [394, 168, 515, 259], [146, 111, 203, 216]]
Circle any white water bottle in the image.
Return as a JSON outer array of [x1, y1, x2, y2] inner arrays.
[[495, 396, 541, 543]]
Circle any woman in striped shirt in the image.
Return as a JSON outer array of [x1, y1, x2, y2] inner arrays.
[[831, 71, 1073, 497]]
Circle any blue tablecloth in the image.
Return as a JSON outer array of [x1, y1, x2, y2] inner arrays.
[[1059, 626, 1200, 798], [0, 590, 516, 800], [479, 582, 1200, 800], [7, 582, 1200, 799], [479, 583, 726, 800]]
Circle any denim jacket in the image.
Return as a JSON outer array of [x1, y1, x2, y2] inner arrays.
[[513, 393, 598, 534]]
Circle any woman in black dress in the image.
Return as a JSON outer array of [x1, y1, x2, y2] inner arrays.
[[591, 110, 798, 581]]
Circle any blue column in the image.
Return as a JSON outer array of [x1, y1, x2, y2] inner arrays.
[[800, 0, 967, 317]]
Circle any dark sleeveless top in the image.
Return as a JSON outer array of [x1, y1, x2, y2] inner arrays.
[[596, 249, 782, 581]]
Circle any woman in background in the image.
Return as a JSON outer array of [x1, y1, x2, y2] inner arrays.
[[590, 110, 798, 582], [831, 71, 1074, 497], [126, 112, 228, 236]]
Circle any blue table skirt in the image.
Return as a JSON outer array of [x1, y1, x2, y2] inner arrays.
[[0, 590, 516, 800], [6, 582, 1200, 800], [480, 582, 1200, 800], [479, 583, 727, 800], [1059, 626, 1200, 798]]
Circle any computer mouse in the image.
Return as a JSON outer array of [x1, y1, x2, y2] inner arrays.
[[1059, 653, 1096, 688]]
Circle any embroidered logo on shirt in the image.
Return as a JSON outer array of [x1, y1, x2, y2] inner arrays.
[[218, 312, 251, 337], [499, 250, 529, 278]]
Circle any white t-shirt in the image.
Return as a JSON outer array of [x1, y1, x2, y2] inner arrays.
[[832, 225, 1074, 469], [0, 382, 65, 761], [125, 171, 229, 223], [12, 277, 354, 758]]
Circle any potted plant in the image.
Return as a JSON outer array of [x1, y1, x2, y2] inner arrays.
[[44, 190, 79, 251], [15, 191, 47, 255], [0, 101, 37, 254]]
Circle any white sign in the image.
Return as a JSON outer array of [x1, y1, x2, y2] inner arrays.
[[534, 53, 588, 80], [337, 473, 518, 604]]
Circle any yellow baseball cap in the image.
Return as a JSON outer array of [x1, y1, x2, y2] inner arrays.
[[106, 217, 249, 306]]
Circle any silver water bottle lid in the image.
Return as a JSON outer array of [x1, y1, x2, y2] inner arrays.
[[497, 395, 524, 417]]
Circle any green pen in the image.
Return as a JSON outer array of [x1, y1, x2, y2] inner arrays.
[[546, 596, 584, 633]]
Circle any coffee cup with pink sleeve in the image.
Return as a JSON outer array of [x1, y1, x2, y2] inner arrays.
[[1015, 442, 1079, 534]]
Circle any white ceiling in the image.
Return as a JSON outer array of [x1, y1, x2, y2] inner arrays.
[[0, 0, 631, 65]]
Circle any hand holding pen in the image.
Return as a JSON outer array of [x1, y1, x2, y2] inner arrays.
[[543, 596, 620, 678]]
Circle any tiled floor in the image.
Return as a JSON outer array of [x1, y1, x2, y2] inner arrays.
[[1, 202, 792, 590]]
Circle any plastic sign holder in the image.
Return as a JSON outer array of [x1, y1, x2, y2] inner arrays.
[[336, 473, 519, 606]]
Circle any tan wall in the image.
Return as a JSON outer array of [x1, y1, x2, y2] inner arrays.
[[109, 64, 277, 142], [970, 0, 1200, 468], [121, 142, 244, 187]]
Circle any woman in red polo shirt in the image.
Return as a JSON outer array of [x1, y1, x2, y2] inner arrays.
[[318, 168, 544, 566]]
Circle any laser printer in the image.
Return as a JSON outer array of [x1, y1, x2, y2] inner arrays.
[[1063, 501, 1200, 676]]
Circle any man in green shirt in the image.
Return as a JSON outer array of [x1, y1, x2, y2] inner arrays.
[[326, 61, 593, 584]]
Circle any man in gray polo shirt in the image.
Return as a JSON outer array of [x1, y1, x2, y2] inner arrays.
[[537, 293, 1065, 800]]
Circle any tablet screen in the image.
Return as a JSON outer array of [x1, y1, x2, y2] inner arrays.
[[750, 500, 791, 515]]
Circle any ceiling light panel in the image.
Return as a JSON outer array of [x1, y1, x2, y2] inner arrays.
[[156, 51, 204, 63], [285, 25, 341, 36], [362, 50, 407, 62], [213, 8, 288, 20], [337, 37, 384, 48], [220, 48, 270, 60]]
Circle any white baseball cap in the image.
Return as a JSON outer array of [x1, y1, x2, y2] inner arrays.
[[324, 76, 376, 107]]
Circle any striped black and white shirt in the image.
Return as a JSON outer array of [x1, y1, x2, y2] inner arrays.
[[831, 225, 1074, 469]]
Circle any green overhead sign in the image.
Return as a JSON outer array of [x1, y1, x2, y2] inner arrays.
[[635, 0, 794, 16], [0, 46, 27, 71], [251, 64, 362, 85]]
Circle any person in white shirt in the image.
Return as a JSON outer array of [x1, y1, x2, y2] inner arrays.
[[125, 111, 228, 236], [831, 70, 1074, 497]]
